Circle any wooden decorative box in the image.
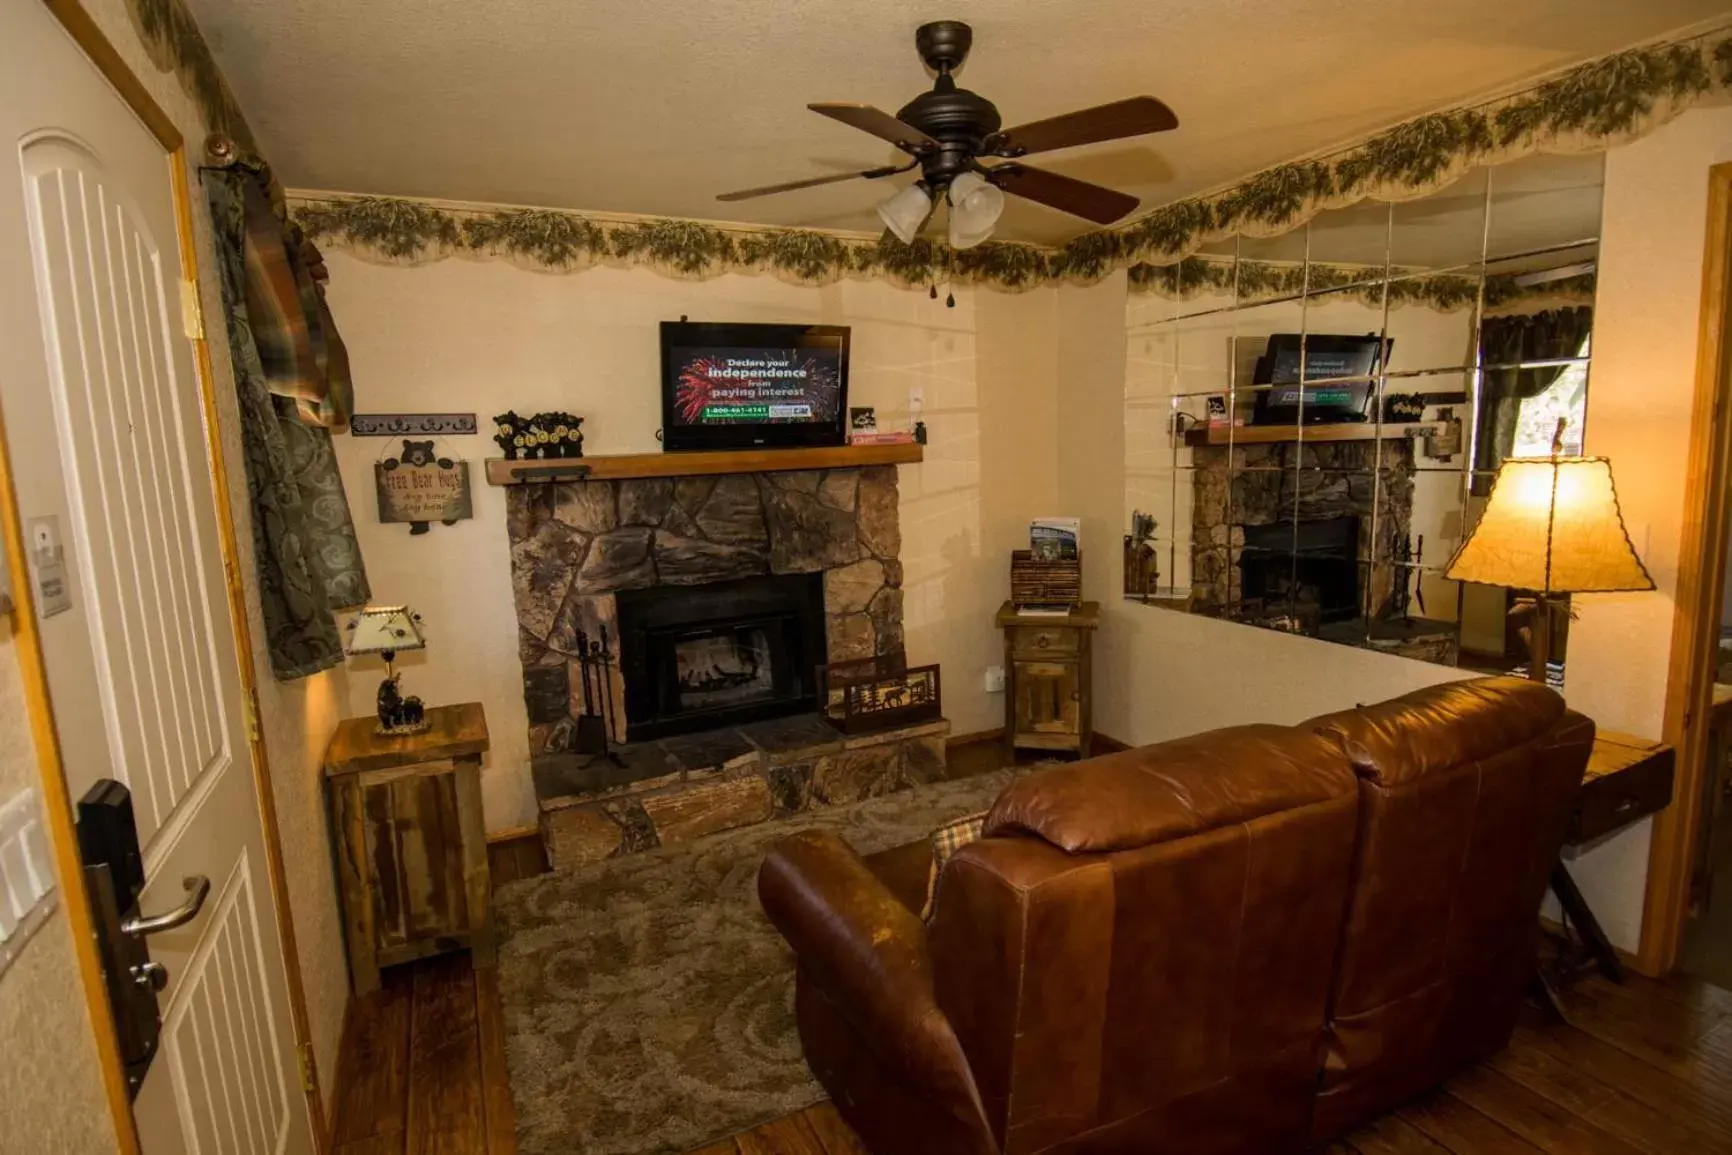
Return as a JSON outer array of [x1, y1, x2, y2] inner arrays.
[[1011, 550, 1082, 608], [325, 702, 493, 994]]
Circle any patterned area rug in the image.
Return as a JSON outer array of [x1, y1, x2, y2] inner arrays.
[[493, 768, 1025, 1155]]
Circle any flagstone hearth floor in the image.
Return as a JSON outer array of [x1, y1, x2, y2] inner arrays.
[[532, 712, 951, 871]]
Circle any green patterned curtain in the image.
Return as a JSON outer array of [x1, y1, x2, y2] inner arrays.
[[206, 171, 370, 679]]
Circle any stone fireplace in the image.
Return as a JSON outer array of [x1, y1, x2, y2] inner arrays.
[[504, 464, 948, 867], [508, 466, 904, 749]]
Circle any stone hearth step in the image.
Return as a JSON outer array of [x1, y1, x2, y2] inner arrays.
[[534, 714, 950, 870]]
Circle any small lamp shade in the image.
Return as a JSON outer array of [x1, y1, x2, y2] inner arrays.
[[877, 183, 933, 245], [947, 171, 1005, 250], [1445, 456, 1654, 594], [345, 605, 426, 656]]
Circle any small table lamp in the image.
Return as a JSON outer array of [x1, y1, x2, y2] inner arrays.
[[1445, 442, 1653, 682], [345, 605, 429, 735]]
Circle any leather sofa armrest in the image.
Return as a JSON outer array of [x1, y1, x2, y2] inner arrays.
[[758, 829, 989, 1114]]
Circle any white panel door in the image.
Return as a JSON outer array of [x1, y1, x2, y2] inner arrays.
[[0, 5, 314, 1153]]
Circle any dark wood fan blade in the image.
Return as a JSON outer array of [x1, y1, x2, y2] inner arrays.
[[717, 165, 903, 202], [809, 103, 939, 153], [995, 96, 1179, 156], [988, 163, 1140, 225]]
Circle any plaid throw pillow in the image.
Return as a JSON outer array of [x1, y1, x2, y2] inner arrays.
[[922, 811, 988, 921]]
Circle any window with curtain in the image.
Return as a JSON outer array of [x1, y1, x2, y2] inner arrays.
[[1471, 306, 1594, 494]]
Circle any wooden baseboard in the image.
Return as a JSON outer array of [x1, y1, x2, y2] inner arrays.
[[946, 727, 1003, 748], [485, 823, 539, 845], [948, 727, 1131, 758]]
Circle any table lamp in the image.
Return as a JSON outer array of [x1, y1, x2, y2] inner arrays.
[[1445, 432, 1652, 683], [345, 605, 429, 735]]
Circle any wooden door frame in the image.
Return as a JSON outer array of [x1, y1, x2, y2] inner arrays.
[[1637, 160, 1732, 977], [0, 2, 329, 1149]]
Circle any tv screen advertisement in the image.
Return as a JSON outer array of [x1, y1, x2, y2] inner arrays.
[[660, 323, 849, 451], [1252, 333, 1390, 424]]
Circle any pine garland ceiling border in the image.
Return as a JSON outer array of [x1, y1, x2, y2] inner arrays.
[[1129, 258, 1598, 313], [126, 0, 258, 150], [265, 17, 1732, 293]]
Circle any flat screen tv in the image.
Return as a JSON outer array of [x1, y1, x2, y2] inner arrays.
[[660, 322, 850, 451], [1250, 332, 1391, 425]]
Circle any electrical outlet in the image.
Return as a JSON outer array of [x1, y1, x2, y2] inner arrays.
[[984, 665, 1006, 693]]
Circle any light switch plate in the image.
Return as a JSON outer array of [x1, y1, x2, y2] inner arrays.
[[0, 786, 57, 977], [24, 515, 72, 619], [984, 665, 1006, 693]]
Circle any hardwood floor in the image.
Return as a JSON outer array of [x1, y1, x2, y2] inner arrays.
[[328, 949, 1732, 1154]]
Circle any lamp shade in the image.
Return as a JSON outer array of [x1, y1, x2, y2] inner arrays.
[[877, 183, 933, 244], [947, 171, 1005, 249], [345, 605, 426, 656], [1445, 456, 1654, 594]]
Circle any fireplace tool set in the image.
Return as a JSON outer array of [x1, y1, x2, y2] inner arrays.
[[574, 626, 628, 768]]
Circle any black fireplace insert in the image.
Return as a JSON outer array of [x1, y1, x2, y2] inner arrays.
[[616, 572, 826, 741], [1238, 516, 1361, 627]]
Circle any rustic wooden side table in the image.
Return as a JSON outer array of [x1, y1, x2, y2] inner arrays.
[[1543, 729, 1675, 1000], [325, 701, 493, 994], [996, 600, 1100, 758]]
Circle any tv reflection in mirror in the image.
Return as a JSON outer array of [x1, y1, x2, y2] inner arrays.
[[1250, 334, 1391, 426]]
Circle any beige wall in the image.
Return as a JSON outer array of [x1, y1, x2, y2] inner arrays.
[[0, 0, 355, 1137], [1560, 104, 1732, 948], [319, 252, 1065, 828]]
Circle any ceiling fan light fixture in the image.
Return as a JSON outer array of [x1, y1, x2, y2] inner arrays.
[[877, 183, 934, 244], [947, 170, 1005, 249]]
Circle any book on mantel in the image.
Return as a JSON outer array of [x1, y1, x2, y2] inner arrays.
[[848, 431, 917, 446]]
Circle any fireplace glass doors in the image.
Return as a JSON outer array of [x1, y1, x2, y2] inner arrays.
[[616, 572, 826, 741]]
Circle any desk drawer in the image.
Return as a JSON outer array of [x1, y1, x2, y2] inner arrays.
[[1569, 750, 1675, 845], [1011, 626, 1080, 657]]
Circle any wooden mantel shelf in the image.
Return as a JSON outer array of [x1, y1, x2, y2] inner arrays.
[[1182, 421, 1443, 448], [484, 442, 923, 485]]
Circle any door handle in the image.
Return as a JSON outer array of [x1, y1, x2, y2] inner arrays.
[[121, 875, 210, 936]]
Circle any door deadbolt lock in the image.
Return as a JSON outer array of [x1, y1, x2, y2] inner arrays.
[[132, 960, 169, 993]]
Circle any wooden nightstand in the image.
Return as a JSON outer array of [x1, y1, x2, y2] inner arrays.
[[325, 702, 493, 994], [996, 601, 1100, 758]]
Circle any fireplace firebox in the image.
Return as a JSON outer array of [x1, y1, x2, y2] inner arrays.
[[1238, 516, 1361, 627], [616, 572, 827, 741]]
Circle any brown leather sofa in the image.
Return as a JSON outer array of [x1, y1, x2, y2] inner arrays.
[[758, 677, 1594, 1154]]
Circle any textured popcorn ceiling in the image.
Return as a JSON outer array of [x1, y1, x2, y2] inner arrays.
[[184, 0, 1728, 244]]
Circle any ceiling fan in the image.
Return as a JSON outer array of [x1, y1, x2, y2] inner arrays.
[[717, 20, 1179, 249]]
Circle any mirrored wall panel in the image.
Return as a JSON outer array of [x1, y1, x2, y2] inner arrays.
[[1123, 152, 1603, 676]]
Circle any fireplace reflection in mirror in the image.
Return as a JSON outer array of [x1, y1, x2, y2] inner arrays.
[[1239, 516, 1360, 629]]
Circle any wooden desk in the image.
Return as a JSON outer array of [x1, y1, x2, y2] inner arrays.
[[1547, 730, 1675, 993], [326, 702, 493, 994]]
